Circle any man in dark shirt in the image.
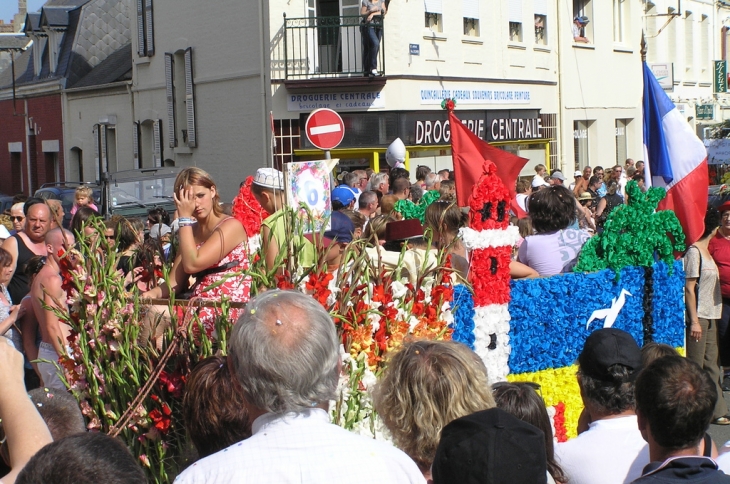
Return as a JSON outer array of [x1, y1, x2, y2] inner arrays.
[[633, 356, 730, 483]]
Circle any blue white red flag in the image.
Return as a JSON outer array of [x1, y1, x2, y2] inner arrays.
[[643, 62, 708, 246]]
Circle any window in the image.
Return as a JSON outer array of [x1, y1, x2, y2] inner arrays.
[[509, 0, 522, 42], [463, 0, 479, 36], [425, 0, 443, 32], [165, 49, 197, 149], [137, 120, 163, 168], [534, 0, 547, 45], [69, 147, 83, 182], [534, 15, 546, 44], [136, 0, 155, 56], [573, 120, 591, 171], [615, 119, 630, 165], [701, 15, 709, 79], [613, 0, 628, 43], [106, 126, 118, 172], [685, 12, 693, 74], [573, 0, 593, 43], [464, 18, 480, 36]]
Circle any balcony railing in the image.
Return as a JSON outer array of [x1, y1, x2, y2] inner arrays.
[[273, 14, 385, 80]]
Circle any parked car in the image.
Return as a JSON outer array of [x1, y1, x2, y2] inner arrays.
[[34, 167, 180, 228], [0, 195, 14, 215], [35, 183, 100, 228]]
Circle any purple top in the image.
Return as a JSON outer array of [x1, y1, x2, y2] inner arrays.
[[517, 229, 591, 276]]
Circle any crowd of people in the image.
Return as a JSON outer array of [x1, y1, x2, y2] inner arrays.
[[0, 158, 729, 483]]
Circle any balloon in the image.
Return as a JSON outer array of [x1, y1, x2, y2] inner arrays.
[[385, 138, 406, 168]]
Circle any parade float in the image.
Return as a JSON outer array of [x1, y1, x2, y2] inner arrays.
[[54, 127, 688, 483]]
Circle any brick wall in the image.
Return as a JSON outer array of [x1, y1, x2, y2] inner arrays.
[[0, 93, 64, 196]]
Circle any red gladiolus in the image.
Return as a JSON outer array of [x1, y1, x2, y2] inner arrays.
[[149, 408, 171, 434]]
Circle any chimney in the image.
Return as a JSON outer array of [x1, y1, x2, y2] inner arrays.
[[18, 0, 27, 15]]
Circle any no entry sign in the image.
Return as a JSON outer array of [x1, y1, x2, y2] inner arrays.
[[305, 108, 345, 151]]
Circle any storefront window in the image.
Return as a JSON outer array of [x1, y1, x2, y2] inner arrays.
[[573, 120, 590, 171], [615, 119, 629, 165]]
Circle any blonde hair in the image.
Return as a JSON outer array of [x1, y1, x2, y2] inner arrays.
[[372, 340, 495, 472], [174, 167, 223, 216], [75, 186, 93, 200]]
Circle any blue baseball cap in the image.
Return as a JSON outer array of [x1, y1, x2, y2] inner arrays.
[[332, 186, 356, 206], [305, 211, 355, 247]]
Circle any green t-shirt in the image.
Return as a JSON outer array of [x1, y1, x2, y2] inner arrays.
[[261, 209, 316, 269]]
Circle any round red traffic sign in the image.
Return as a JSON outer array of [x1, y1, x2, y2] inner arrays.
[[305, 108, 345, 150]]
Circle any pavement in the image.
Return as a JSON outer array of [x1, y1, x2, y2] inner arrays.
[[708, 390, 730, 449]]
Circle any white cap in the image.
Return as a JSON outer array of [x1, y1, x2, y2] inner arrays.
[[253, 167, 284, 190], [0, 225, 9, 240], [150, 223, 172, 238], [574, 170, 583, 177], [385, 138, 406, 168]]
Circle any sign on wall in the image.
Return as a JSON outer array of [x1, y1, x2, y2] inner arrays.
[[704, 139, 730, 165], [419, 83, 531, 105], [287, 91, 385, 112], [715, 60, 727, 93], [696, 104, 714, 120], [649, 63, 674, 90]]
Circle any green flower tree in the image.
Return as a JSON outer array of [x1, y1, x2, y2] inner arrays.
[[575, 180, 685, 273]]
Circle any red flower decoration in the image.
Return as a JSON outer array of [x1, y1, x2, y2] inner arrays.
[[305, 271, 333, 308], [553, 402, 568, 442], [469, 246, 512, 306], [232, 176, 269, 237], [468, 161, 511, 231]]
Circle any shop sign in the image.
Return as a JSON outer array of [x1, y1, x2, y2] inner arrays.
[[419, 83, 531, 105], [696, 104, 714, 120], [715, 60, 728, 93], [287, 91, 385, 112], [649, 63, 674, 90], [405, 110, 542, 145], [409, 44, 420, 55]]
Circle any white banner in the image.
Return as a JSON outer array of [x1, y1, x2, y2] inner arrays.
[[705, 138, 730, 165], [287, 91, 385, 112], [419, 83, 531, 105]]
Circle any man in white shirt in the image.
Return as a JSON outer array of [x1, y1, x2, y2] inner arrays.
[[555, 328, 649, 484], [175, 290, 425, 484]]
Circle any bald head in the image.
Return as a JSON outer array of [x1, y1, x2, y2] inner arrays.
[[25, 203, 51, 243], [46, 228, 74, 263]]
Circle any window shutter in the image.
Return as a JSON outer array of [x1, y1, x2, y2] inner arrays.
[[99, 124, 108, 174], [136, 0, 145, 56], [144, 0, 155, 56], [509, 0, 523, 22], [424, 0, 443, 14], [184, 47, 197, 148], [463, 0, 479, 19], [153, 119, 162, 167], [133, 121, 140, 168], [164, 53, 176, 148], [93, 125, 100, 181], [534, 0, 547, 15]]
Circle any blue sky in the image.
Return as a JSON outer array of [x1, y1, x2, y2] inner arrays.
[[0, 0, 46, 26]]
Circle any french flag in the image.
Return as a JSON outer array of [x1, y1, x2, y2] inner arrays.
[[643, 62, 708, 246]]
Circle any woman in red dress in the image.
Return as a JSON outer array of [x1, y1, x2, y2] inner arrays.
[[142, 168, 251, 341]]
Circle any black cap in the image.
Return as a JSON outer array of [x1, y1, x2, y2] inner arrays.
[[578, 328, 642, 381], [432, 408, 547, 484]]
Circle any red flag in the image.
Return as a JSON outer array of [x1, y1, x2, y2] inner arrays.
[[449, 110, 529, 207]]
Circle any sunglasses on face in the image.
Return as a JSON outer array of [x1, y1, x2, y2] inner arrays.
[[10, 216, 24, 222]]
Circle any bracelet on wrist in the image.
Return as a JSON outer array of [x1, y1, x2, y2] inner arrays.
[[177, 218, 196, 227]]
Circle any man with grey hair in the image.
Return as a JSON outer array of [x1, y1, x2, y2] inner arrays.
[[371, 172, 390, 197], [424, 172, 441, 191], [176, 290, 424, 483], [358, 190, 378, 220]]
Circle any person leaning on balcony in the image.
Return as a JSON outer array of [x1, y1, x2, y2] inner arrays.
[[361, 0, 386, 77], [572, 16, 589, 43]]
